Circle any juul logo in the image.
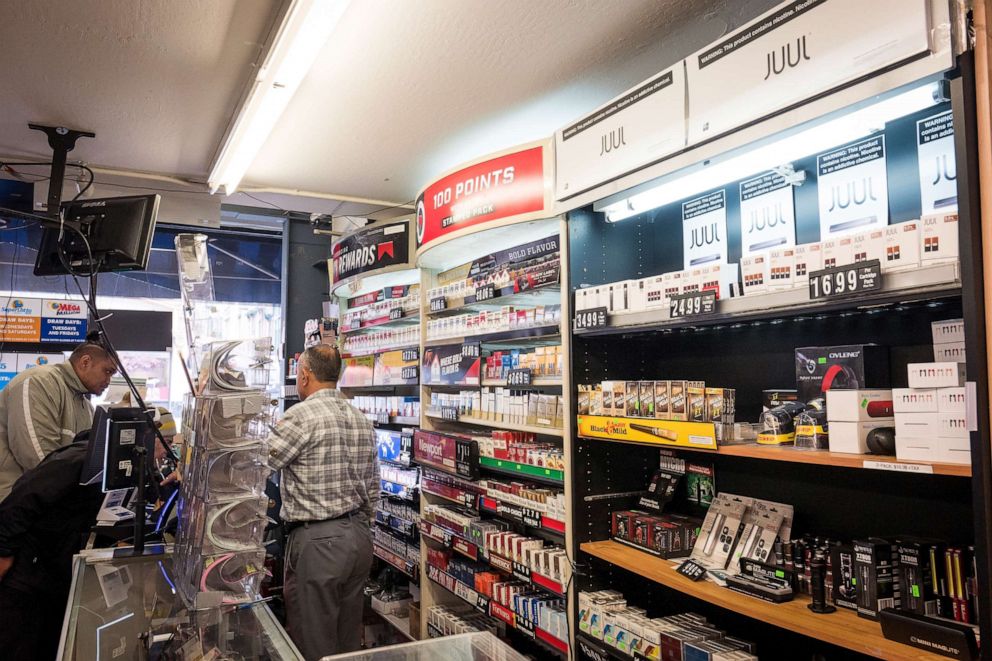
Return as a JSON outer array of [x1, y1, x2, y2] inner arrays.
[[747, 205, 786, 233], [828, 178, 877, 212], [689, 223, 722, 249], [600, 126, 626, 156], [764, 35, 811, 80], [932, 154, 957, 185]]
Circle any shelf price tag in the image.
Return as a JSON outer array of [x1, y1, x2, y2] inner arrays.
[[676, 559, 709, 582], [401, 366, 419, 381], [506, 368, 532, 386], [474, 284, 498, 302], [461, 341, 481, 359], [402, 348, 419, 362], [808, 259, 882, 300], [462, 492, 477, 508], [374, 412, 391, 425], [669, 291, 717, 319], [349, 320, 363, 331], [389, 307, 404, 321], [574, 306, 608, 331], [440, 406, 460, 421], [429, 297, 447, 313]]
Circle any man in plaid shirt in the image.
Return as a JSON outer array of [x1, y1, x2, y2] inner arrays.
[[268, 344, 378, 659]]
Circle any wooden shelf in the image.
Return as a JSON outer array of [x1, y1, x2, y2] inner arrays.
[[426, 412, 563, 437], [579, 434, 971, 477], [580, 540, 948, 661]]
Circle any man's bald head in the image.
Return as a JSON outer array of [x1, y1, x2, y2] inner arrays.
[[297, 345, 341, 400]]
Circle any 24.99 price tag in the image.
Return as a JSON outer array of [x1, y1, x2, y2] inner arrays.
[[669, 291, 717, 319]]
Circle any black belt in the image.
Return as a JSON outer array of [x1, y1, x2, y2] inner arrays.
[[285, 510, 357, 534]]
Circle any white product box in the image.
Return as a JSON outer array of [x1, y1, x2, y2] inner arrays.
[[821, 235, 853, 270], [938, 437, 971, 465], [882, 221, 921, 272], [892, 388, 938, 413], [767, 248, 796, 290], [907, 362, 967, 388], [699, 263, 724, 299], [851, 228, 885, 264], [829, 419, 895, 454], [825, 389, 894, 422], [896, 436, 938, 463], [895, 412, 938, 439], [682, 269, 702, 295], [932, 319, 965, 344], [793, 243, 822, 284], [628, 279, 647, 314], [920, 212, 960, 264], [639, 275, 668, 310], [663, 271, 683, 305], [933, 341, 966, 363], [740, 254, 768, 296], [575, 288, 592, 312], [938, 387, 966, 413], [938, 412, 969, 438]]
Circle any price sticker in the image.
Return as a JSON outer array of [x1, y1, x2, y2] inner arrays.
[[475, 284, 497, 302], [440, 406, 460, 422], [429, 297, 447, 313], [389, 307, 404, 321], [669, 291, 717, 319], [401, 366, 418, 381], [375, 412, 390, 425], [402, 348, 419, 362], [461, 342, 481, 359], [676, 559, 709, 582], [574, 306, 608, 330], [506, 368, 532, 386], [808, 259, 882, 300]]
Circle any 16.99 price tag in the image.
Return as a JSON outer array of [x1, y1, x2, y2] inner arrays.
[[808, 259, 882, 300]]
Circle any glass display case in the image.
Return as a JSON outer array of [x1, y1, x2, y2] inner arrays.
[[320, 633, 526, 661], [58, 551, 301, 661]]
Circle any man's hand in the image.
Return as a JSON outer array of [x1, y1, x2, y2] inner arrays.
[[0, 555, 13, 582]]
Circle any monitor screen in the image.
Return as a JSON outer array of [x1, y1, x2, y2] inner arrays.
[[80, 405, 156, 492], [34, 194, 160, 276]]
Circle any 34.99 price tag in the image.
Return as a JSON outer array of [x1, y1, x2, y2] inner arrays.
[[808, 259, 882, 300], [669, 291, 717, 319], [574, 306, 608, 330]]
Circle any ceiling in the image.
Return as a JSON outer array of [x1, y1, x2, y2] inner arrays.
[[0, 0, 778, 219]]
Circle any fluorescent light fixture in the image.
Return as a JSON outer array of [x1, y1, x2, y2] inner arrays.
[[208, 0, 350, 195], [599, 82, 941, 222]]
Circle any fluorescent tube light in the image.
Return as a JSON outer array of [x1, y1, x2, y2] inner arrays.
[[601, 82, 941, 222], [208, 0, 350, 195]]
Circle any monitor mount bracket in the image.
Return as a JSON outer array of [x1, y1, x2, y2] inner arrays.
[[28, 123, 95, 217]]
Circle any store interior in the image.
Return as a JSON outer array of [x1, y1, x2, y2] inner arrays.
[[2, 1, 992, 660]]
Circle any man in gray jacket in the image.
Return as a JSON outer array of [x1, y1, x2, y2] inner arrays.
[[0, 341, 117, 501]]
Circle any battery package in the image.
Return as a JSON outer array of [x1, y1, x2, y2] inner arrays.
[[832, 544, 859, 611], [853, 537, 900, 620], [897, 538, 943, 616], [795, 345, 890, 404]]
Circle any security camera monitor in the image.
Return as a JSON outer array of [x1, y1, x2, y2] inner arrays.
[[34, 194, 160, 276]]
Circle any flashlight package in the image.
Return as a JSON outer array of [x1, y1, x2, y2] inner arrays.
[[691, 494, 750, 570]]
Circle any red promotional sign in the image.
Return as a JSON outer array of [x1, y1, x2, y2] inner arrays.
[[416, 146, 547, 249]]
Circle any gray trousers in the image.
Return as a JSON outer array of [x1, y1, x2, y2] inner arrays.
[[284, 515, 373, 660]]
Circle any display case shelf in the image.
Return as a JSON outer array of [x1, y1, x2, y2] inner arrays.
[[581, 540, 947, 661], [376, 611, 415, 641], [488, 600, 569, 658], [577, 434, 972, 477], [341, 344, 419, 359], [424, 326, 560, 348], [480, 377, 563, 388], [341, 311, 420, 335], [478, 496, 566, 537], [425, 412, 563, 438], [478, 456, 564, 485], [574, 262, 961, 337], [374, 543, 419, 582], [428, 285, 562, 318]]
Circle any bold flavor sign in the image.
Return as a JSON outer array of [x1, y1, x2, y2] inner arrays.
[[332, 220, 411, 285], [686, 0, 931, 144], [416, 146, 547, 249]]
